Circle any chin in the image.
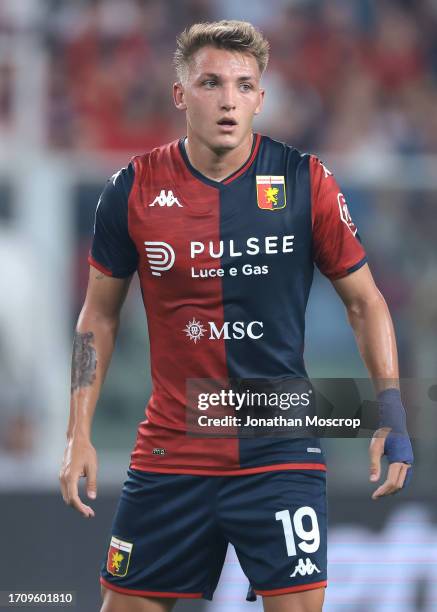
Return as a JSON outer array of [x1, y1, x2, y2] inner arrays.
[[210, 133, 242, 153]]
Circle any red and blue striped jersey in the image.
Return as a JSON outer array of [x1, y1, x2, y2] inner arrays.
[[89, 134, 367, 475]]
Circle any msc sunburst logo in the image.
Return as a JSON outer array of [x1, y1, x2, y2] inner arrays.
[[183, 318, 206, 344]]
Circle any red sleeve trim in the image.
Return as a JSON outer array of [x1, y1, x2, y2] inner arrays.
[[329, 255, 368, 281], [255, 580, 327, 597], [88, 254, 113, 277], [100, 577, 202, 599], [129, 462, 327, 476]]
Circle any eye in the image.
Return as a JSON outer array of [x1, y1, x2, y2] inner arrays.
[[240, 83, 253, 92], [203, 80, 217, 88]]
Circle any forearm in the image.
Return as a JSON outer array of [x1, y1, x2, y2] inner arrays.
[[67, 308, 119, 441], [333, 267, 413, 488], [346, 290, 399, 394]]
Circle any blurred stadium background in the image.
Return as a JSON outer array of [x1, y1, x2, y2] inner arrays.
[[1, 0, 437, 610]]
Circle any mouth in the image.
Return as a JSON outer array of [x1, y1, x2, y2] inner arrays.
[[217, 118, 238, 132]]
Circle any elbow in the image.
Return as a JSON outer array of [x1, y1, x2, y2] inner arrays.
[[77, 307, 120, 335], [345, 288, 387, 320]]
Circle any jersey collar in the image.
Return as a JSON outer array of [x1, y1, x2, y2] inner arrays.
[[178, 133, 262, 188]]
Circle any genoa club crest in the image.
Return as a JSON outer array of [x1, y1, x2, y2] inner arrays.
[[107, 536, 133, 577], [256, 176, 286, 210]]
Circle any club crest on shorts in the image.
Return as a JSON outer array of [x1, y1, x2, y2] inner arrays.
[[256, 176, 286, 210], [107, 536, 133, 577]]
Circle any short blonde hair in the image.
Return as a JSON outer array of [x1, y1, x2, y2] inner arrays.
[[174, 20, 270, 83]]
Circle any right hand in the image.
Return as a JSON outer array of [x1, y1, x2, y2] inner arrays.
[[59, 437, 98, 518]]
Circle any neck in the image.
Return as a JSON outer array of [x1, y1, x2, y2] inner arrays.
[[184, 130, 254, 182]]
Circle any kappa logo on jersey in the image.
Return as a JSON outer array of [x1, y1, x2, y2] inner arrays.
[[149, 190, 183, 207], [319, 160, 333, 178], [184, 319, 264, 342], [290, 557, 321, 578], [337, 193, 358, 236], [144, 241, 175, 276], [256, 176, 286, 210], [107, 536, 133, 577]]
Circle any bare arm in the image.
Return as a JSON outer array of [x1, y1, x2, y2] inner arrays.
[[60, 265, 132, 517], [332, 263, 399, 393], [332, 263, 412, 498]]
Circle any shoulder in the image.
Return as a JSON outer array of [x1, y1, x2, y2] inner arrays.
[[103, 137, 180, 201], [106, 163, 135, 196], [96, 163, 135, 220], [266, 140, 337, 194], [260, 134, 313, 170], [130, 139, 181, 178]]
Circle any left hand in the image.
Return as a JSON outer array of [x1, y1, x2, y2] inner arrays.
[[369, 428, 413, 500]]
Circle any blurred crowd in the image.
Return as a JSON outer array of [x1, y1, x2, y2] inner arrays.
[[1, 0, 437, 154]]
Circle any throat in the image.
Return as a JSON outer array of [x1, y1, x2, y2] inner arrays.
[[184, 134, 254, 182]]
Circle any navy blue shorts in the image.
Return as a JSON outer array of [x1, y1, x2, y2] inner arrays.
[[100, 468, 327, 601]]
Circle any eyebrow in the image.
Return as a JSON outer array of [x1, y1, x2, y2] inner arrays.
[[199, 73, 256, 81]]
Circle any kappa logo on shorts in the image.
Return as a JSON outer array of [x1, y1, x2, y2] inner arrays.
[[107, 536, 133, 578], [290, 557, 321, 578]]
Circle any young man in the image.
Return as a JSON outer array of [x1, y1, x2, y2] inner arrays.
[[60, 20, 413, 612]]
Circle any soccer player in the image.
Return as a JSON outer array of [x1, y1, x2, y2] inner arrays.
[[59, 20, 413, 612]]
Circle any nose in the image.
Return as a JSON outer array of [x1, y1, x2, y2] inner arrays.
[[219, 84, 236, 111]]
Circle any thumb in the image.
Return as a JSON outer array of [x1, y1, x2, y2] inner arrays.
[[369, 438, 383, 482], [86, 463, 98, 499]]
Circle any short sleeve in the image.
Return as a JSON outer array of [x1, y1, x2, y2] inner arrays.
[[310, 155, 367, 280], [88, 163, 138, 278]]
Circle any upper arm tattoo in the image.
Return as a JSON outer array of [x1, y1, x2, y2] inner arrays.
[[71, 331, 97, 393]]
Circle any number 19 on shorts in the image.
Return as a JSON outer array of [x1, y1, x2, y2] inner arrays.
[[275, 506, 320, 556]]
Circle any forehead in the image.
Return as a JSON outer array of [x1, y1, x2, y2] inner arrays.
[[188, 46, 260, 79]]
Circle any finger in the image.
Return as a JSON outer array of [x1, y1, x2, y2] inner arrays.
[[69, 493, 95, 518], [396, 463, 409, 489], [66, 474, 95, 518], [372, 481, 396, 500], [403, 464, 413, 488], [59, 472, 68, 504], [371, 463, 403, 500], [86, 462, 98, 500], [65, 471, 79, 505], [369, 436, 384, 482], [397, 463, 413, 489], [62, 470, 78, 505], [372, 463, 402, 499]]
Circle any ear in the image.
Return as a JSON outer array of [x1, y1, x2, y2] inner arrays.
[[254, 88, 265, 116], [173, 82, 187, 110]]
